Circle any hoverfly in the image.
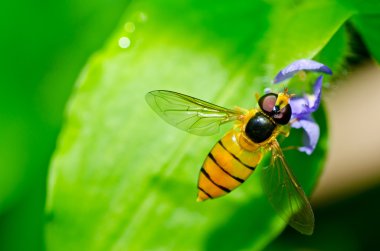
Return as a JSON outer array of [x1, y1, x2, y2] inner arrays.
[[145, 89, 314, 235]]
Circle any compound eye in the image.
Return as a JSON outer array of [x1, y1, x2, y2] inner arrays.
[[273, 104, 292, 125], [258, 93, 278, 115]]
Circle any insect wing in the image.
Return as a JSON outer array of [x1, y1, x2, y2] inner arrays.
[[261, 141, 314, 235], [145, 90, 242, 136]]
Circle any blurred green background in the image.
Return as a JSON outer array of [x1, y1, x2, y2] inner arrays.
[[1, 0, 380, 250], [0, 1, 130, 250]]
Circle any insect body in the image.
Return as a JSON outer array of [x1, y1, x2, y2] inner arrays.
[[146, 90, 314, 235], [198, 130, 261, 201], [197, 92, 291, 201]]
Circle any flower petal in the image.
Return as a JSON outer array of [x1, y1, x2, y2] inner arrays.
[[289, 75, 323, 118], [291, 117, 320, 155], [274, 59, 332, 83], [308, 75, 323, 111], [289, 97, 309, 117]]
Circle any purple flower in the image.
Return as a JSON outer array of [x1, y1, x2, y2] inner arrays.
[[274, 59, 332, 155], [274, 59, 332, 84]]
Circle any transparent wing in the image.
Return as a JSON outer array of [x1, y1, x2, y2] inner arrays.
[[145, 90, 243, 136], [261, 140, 314, 235]]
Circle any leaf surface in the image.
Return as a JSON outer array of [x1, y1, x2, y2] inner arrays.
[[46, 1, 350, 250]]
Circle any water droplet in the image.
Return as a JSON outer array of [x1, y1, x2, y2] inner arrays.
[[124, 22, 135, 33], [118, 36, 131, 49]]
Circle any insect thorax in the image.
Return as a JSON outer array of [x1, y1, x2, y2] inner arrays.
[[244, 111, 276, 144]]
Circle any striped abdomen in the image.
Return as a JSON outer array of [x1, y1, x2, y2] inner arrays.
[[197, 130, 263, 201]]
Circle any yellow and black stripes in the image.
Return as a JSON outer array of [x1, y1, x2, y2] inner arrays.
[[197, 130, 263, 201], [218, 140, 256, 171], [201, 166, 231, 192], [197, 185, 213, 200], [207, 152, 245, 184]]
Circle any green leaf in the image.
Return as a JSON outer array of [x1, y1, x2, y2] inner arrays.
[[351, 15, 380, 63], [46, 1, 350, 250], [315, 25, 350, 77], [0, 1, 130, 251], [337, 0, 380, 14], [336, 1, 380, 64]]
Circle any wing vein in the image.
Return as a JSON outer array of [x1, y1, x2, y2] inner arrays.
[[146, 90, 243, 136]]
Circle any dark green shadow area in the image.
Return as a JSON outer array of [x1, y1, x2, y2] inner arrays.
[[266, 184, 380, 251]]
